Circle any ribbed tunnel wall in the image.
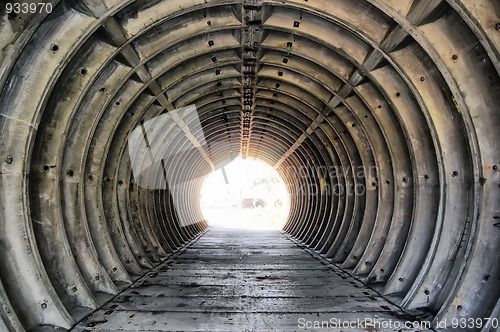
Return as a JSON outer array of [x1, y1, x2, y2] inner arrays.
[[0, 0, 499, 330]]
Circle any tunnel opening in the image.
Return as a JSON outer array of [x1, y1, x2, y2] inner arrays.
[[200, 158, 290, 230]]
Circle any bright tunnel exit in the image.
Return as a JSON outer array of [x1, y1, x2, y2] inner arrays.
[[200, 158, 290, 230]]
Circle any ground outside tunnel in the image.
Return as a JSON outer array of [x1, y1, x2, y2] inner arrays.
[[70, 228, 433, 332]]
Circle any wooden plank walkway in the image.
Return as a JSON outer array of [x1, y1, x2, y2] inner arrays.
[[70, 228, 432, 331]]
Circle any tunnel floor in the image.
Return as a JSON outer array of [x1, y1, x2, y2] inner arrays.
[[70, 228, 432, 332]]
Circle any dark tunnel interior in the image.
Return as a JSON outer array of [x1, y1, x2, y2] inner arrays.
[[0, 0, 499, 331]]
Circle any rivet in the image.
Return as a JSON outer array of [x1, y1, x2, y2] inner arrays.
[[50, 44, 59, 52], [495, 23, 500, 31], [5, 156, 13, 164], [452, 54, 459, 61], [41, 303, 47, 309], [493, 165, 498, 171]]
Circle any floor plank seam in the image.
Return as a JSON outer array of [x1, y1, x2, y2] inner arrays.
[[68, 228, 211, 331], [279, 230, 437, 329]]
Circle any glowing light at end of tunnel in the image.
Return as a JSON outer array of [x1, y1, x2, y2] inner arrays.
[[200, 158, 290, 230]]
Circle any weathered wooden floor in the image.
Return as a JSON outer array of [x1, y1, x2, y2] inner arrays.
[[70, 228, 432, 331]]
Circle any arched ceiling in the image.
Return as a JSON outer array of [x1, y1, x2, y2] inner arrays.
[[0, 0, 499, 331]]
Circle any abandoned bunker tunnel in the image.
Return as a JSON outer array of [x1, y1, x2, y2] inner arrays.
[[0, 0, 499, 331]]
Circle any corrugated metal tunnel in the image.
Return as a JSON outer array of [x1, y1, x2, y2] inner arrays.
[[0, 0, 499, 331]]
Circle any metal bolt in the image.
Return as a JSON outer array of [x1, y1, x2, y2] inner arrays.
[[495, 23, 500, 31]]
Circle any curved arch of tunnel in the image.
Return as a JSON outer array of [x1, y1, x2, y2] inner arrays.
[[0, 0, 499, 331]]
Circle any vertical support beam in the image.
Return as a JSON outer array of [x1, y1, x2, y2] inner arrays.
[[240, 1, 262, 158]]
